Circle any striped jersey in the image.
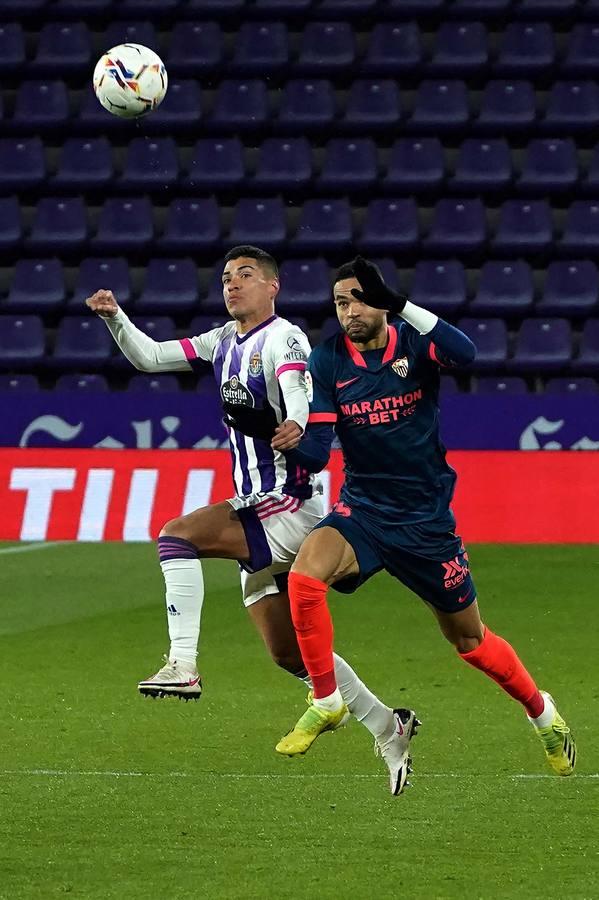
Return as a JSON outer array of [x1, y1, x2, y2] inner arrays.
[[179, 314, 315, 499]]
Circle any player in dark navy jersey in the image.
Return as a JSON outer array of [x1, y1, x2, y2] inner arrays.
[[274, 257, 575, 792]]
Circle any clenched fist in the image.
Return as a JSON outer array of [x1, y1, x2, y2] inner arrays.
[[86, 289, 119, 318]]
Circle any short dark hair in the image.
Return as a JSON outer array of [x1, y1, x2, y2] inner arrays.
[[334, 261, 358, 285], [223, 245, 279, 278]]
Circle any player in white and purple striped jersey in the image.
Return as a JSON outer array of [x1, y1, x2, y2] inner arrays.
[[86, 247, 407, 770]]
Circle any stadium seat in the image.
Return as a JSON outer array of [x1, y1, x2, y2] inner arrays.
[[581, 143, 599, 193], [0, 196, 22, 250], [517, 0, 577, 16], [6, 259, 65, 313], [253, 138, 312, 191], [93, 198, 154, 252], [278, 79, 336, 129], [517, 139, 578, 192], [538, 261, 599, 316], [559, 202, 599, 254], [382, 0, 446, 12], [318, 0, 377, 12], [229, 198, 287, 250], [543, 81, 599, 130], [357, 198, 419, 253], [276, 259, 331, 315], [158, 198, 221, 251], [127, 374, 181, 392], [424, 198, 487, 253], [493, 200, 553, 253], [320, 317, 341, 342], [317, 138, 378, 190], [13, 80, 69, 127], [429, 22, 489, 74], [495, 23, 555, 75], [147, 80, 202, 129], [136, 259, 199, 314], [544, 377, 599, 393], [297, 22, 355, 73], [475, 376, 529, 394], [184, 139, 244, 191], [450, 139, 512, 191], [118, 0, 179, 13], [103, 22, 158, 51], [184, 0, 243, 11], [292, 199, 352, 251], [456, 318, 508, 369], [470, 260, 534, 315], [188, 316, 227, 335], [231, 22, 289, 74], [0, 138, 45, 189], [0, 0, 47, 10], [32, 22, 91, 74], [343, 80, 402, 129], [572, 319, 599, 373], [385, 138, 445, 191], [362, 22, 422, 75], [119, 137, 179, 190], [509, 318, 572, 372], [409, 80, 470, 129], [408, 261, 468, 316], [0, 23, 25, 74], [52, 317, 113, 370], [28, 197, 88, 252], [0, 374, 39, 391], [562, 24, 599, 75], [0, 316, 45, 369], [477, 80, 536, 129], [55, 373, 109, 391], [52, 0, 112, 11], [210, 80, 268, 131], [166, 22, 223, 76], [253, 0, 311, 11], [53, 138, 114, 189], [69, 258, 132, 313]]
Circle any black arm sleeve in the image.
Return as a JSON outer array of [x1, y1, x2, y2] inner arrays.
[[284, 423, 335, 474]]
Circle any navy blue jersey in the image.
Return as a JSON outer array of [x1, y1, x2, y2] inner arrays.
[[307, 321, 463, 526]]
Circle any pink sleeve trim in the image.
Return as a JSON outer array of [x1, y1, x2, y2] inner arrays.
[[308, 412, 337, 423], [428, 342, 442, 365], [276, 362, 307, 377], [179, 338, 197, 360]]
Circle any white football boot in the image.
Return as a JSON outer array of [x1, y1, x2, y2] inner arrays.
[[138, 655, 202, 700], [374, 708, 421, 796]]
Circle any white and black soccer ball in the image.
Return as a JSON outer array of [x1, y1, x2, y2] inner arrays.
[[93, 43, 168, 118]]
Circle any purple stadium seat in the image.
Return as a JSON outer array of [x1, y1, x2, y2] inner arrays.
[[509, 318, 572, 373], [495, 23, 555, 75], [538, 261, 599, 316], [185, 0, 243, 11], [32, 22, 91, 74], [0, 316, 45, 369], [128, 374, 181, 392], [6, 260, 65, 313], [276, 259, 331, 315], [0, 0, 47, 9], [118, 0, 179, 14], [0, 197, 22, 250], [103, 22, 158, 51], [544, 377, 599, 394], [69, 258, 132, 312], [385, 138, 445, 191], [254, 0, 311, 11], [543, 81, 599, 130], [517, 139, 578, 192], [110, 316, 177, 371], [451, 139, 512, 191], [318, 0, 377, 11], [318, 138, 378, 190], [363, 23, 422, 75], [297, 22, 355, 73], [368, 258, 402, 292], [410, 80, 470, 129], [52, 317, 113, 371], [55, 373, 109, 392], [517, 0, 577, 15], [456, 318, 508, 370], [320, 317, 341, 342], [0, 24, 25, 74], [231, 22, 289, 74], [382, 0, 446, 12], [53, 0, 111, 11], [451, 0, 511, 12], [292, 200, 352, 251], [136, 259, 199, 314], [53, 138, 113, 189], [429, 22, 489, 74], [158, 198, 221, 252], [357, 198, 419, 253], [493, 200, 553, 253], [202, 269, 233, 315], [470, 261, 534, 315], [253, 139, 312, 191], [28, 198, 87, 252], [147, 80, 202, 129], [343, 80, 402, 129], [119, 137, 179, 190], [408, 261, 467, 316], [189, 316, 227, 335], [210, 80, 268, 131], [166, 22, 223, 76], [477, 80, 536, 129], [562, 24, 599, 75], [476, 376, 528, 394], [582, 143, 599, 193], [0, 138, 45, 189], [93, 198, 154, 252], [0, 374, 39, 391], [559, 202, 599, 254], [13, 80, 69, 127], [572, 319, 599, 373], [229, 198, 287, 250], [184, 139, 244, 191], [424, 198, 487, 253], [278, 80, 336, 129]]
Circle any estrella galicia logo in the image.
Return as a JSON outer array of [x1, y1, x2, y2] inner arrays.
[[249, 351, 263, 377], [221, 375, 255, 407]]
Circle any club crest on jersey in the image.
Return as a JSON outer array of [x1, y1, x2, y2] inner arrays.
[[392, 356, 409, 378], [249, 352, 263, 377], [221, 375, 255, 407]]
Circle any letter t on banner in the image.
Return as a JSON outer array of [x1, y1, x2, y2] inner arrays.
[[10, 468, 76, 541]]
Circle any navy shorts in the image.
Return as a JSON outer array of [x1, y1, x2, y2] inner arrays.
[[313, 502, 477, 614]]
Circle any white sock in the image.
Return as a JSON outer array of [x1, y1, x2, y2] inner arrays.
[[313, 688, 344, 712], [334, 653, 395, 741], [529, 693, 555, 729], [160, 558, 204, 668]]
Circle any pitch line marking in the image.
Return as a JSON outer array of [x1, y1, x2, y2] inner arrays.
[[0, 770, 596, 780], [0, 541, 71, 555]]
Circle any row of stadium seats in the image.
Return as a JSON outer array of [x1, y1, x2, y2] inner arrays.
[[4, 21, 599, 77], [3, 258, 599, 317], [6, 137, 599, 195], [5, 79, 599, 133], [1, 315, 598, 374], [4, 197, 599, 258]]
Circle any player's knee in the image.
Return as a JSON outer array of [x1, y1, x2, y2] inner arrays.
[[270, 650, 304, 674], [159, 517, 186, 539], [452, 633, 483, 654]]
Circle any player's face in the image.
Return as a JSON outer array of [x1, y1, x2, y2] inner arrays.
[[334, 277, 387, 345], [221, 257, 279, 321]]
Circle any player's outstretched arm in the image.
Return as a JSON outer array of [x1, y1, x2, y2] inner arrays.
[[283, 422, 335, 473], [86, 289, 192, 373]]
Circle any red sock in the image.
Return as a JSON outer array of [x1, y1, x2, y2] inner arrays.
[[460, 627, 544, 718], [288, 571, 337, 699]]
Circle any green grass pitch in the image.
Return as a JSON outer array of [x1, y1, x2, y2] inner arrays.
[[0, 542, 597, 900]]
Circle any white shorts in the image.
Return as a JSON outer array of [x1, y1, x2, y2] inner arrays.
[[227, 488, 324, 607]]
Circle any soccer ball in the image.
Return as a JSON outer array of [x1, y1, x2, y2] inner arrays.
[[93, 43, 168, 118]]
